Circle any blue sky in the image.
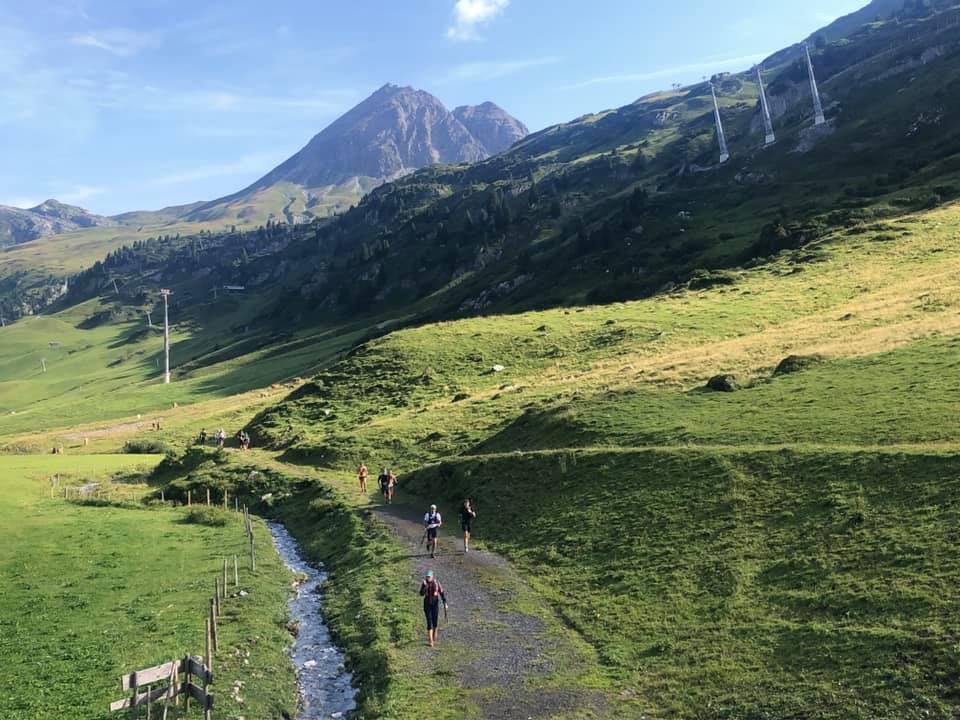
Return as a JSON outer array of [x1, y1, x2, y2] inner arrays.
[[0, 0, 867, 215]]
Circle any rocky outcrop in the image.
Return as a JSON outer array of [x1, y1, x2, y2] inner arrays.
[[243, 85, 525, 191], [186, 85, 528, 222], [0, 200, 115, 247], [453, 102, 529, 156]]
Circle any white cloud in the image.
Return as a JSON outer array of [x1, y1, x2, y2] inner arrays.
[[148, 89, 354, 115], [71, 28, 161, 57], [143, 152, 288, 187], [60, 185, 106, 204], [0, 185, 104, 209], [447, 0, 509, 41], [0, 196, 43, 209], [442, 55, 560, 82], [563, 52, 770, 90]]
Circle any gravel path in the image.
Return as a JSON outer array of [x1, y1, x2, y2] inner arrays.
[[373, 504, 605, 720]]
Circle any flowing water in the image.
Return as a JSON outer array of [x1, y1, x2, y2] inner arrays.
[[267, 521, 356, 719]]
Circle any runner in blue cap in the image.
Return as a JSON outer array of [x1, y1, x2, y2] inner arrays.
[[418, 569, 448, 647]]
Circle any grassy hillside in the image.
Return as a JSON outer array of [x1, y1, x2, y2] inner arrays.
[[3, 6, 960, 717], [242, 199, 960, 718], [0, 293, 366, 440]]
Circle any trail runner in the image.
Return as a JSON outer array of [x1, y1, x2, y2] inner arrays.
[[418, 569, 448, 648], [459, 499, 476, 553], [424, 504, 442, 559]]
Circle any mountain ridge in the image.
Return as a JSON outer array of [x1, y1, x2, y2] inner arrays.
[[182, 83, 528, 224], [0, 199, 116, 248]]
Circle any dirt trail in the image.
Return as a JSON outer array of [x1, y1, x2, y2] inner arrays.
[[373, 503, 606, 720]]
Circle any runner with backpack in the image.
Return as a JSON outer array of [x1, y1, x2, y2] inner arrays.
[[459, 499, 477, 553], [378, 468, 390, 500], [423, 504, 442, 559], [418, 570, 448, 648]]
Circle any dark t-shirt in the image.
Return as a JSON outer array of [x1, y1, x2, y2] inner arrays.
[[420, 579, 445, 607], [459, 506, 475, 525]]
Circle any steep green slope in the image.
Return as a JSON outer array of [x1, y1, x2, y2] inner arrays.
[[10, 4, 960, 333], [245, 200, 960, 718]]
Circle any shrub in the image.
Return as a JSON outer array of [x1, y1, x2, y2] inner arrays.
[[123, 439, 169, 454], [182, 506, 230, 527]]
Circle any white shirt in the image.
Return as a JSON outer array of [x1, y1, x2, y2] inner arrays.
[[424, 512, 441, 529]]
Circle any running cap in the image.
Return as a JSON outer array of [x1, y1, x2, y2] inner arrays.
[[425, 570, 434, 578], [430, 504, 437, 510]]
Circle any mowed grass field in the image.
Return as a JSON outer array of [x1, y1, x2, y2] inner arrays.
[[0, 454, 297, 720]]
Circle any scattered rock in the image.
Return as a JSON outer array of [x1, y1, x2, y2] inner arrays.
[[492, 364, 506, 373], [706, 375, 739, 392], [774, 354, 824, 376]]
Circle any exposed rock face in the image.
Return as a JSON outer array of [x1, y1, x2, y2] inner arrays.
[[248, 85, 525, 191], [0, 200, 115, 247], [453, 102, 529, 156], [185, 85, 529, 223]]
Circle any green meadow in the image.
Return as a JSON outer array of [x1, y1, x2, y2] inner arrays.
[[0, 455, 297, 720], [1, 203, 959, 718]]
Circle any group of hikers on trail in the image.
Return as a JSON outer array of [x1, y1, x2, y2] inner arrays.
[[421, 499, 477, 556], [417, 500, 475, 645], [357, 463, 398, 503], [196, 427, 247, 449], [358, 460, 478, 647]]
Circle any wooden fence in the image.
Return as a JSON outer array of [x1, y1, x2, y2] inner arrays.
[[110, 655, 213, 718], [107, 493, 261, 718]]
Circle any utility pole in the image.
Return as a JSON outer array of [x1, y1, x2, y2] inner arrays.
[[710, 81, 730, 164], [804, 42, 826, 126], [756, 66, 776, 145], [161, 288, 172, 384]]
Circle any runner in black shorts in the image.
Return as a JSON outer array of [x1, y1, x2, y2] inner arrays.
[[459, 499, 476, 553], [423, 504, 442, 559]]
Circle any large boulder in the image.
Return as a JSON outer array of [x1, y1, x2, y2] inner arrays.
[[774, 354, 824, 376], [706, 374, 739, 392]]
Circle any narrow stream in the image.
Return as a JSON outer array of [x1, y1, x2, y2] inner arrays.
[[266, 521, 357, 719]]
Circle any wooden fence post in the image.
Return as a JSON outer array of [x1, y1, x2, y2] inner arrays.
[[210, 599, 219, 652], [234, 555, 239, 587], [250, 534, 256, 572], [203, 637, 212, 720], [222, 558, 227, 598], [206, 487, 210, 506], [187, 489, 191, 507], [223, 490, 228, 510], [214, 578, 221, 617], [129, 671, 138, 720], [160, 489, 165, 503], [184, 652, 192, 713]]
